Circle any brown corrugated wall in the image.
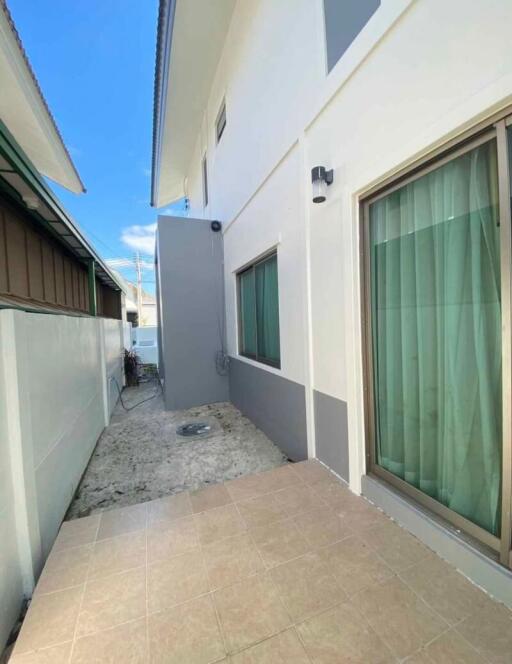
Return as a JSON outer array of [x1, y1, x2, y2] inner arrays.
[[0, 195, 90, 313]]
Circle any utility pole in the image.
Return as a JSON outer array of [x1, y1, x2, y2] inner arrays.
[[135, 252, 143, 326]]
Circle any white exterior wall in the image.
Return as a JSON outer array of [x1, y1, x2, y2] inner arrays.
[[180, 0, 512, 492], [0, 314, 24, 655], [0, 309, 123, 650]]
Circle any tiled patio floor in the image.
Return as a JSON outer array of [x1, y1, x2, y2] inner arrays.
[[9, 461, 512, 663]]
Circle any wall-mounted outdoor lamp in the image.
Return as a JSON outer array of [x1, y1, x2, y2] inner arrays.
[[311, 166, 334, 203]]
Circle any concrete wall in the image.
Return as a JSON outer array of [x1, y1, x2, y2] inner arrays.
[[0, 308, 123, 650], [314, 391, 349, 482], [132, 325, 158, 365], [156, 216, 229, 410], [229, 357, 307, 461], [102, 317, 124, 417], [0, 313, 24, 655]]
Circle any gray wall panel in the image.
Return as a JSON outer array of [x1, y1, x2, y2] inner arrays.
[[157, 216, 229, 410], [314, 390, 349, 482], [362, 475, 512, 609], [229, 357, 307, 461]]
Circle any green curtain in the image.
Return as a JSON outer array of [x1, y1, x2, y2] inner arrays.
[[256, 255, 280, 363], [370, 140, 502, 535], [240, 268, 257, 356]]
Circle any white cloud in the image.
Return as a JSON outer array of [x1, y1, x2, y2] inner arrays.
[[121, 223, 157, 255], [142, 167, 151, 177]]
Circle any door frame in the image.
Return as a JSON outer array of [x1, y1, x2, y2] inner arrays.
[[359, 107, 512, 567]]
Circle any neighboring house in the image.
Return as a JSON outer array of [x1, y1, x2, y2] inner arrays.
[[0, 2, 126, 651], [152, 0, 512, 603], [124, 280, 157, 327]]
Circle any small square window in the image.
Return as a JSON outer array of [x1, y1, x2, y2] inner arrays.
[[323, 0, 380, 72], [216, 100, 226, 143], [202, 154, 208, 207]]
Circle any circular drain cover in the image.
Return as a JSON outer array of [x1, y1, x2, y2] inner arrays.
[[176, 422, 212, 437]]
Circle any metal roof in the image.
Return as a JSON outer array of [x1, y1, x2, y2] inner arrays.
[[0, 120, 123, 292], [0, 0, 85, 193]]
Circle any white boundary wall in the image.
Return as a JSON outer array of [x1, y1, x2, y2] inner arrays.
[[132, 325, 158, 366], [0, 309, 123, 650]]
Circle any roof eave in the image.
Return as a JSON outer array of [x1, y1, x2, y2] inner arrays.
[[151, 0, 176, 207], [0, 1, 85, 194]]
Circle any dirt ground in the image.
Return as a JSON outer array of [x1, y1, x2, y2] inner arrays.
[[66, 380, 287, 519]]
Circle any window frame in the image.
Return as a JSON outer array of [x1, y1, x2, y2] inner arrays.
[[236, 250, 281, 369], [215, 99, 227, 144], [201, 153, 208, 208], [359, 107, 512, 569]]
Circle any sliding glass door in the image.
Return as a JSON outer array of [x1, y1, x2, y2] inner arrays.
[[362, 113, 512, 567]]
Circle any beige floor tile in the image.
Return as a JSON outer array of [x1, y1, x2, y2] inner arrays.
[[147, 491, 192, 524], [400, 554, 491, 625], [36, 544, 92, 594], [311, 480, 355, 510], [230, 628, 310, 663], [225, 473, 273, 502], [71, 617, 147, 663], [89, 531, 146, 580], [405, 650, 435, 664], [97, 503, 147, 540], [237, 493, 289, 529], [273, 484, 326, 517], [203, 532, 264, 590], [250, 519, 310, 568], [296, 601, 395, 664], [148, 595, 225, 664], [76, 566, 146, 637], [407, 630, 487, 663], [195, 503, 247, 545], [14, 585, 83, 654], [293, 459, 337, 485], [9, 641, 72, 663], [147, 548, 209, 613], [455, 600, 512, 663], [294, 506, 353, 548], [337, 502, 390, 534], [257, 465, 302, 493], [319, 536, 394, 596], [269, 551, 346, 622], [352, 577, 447, 660], [360, 521, 431, 572], [52, 515, 100, 552], [147, 515, 199, 563], [213, 573, 290, 653], [190, 483, 233, 513]]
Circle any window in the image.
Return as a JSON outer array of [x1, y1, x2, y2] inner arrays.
[[238, 252, 280, 368], [362, 112, 512, 568], [323, 0, 380, 72], [202, 154, 208, 207], [216, 100, 226, 143]]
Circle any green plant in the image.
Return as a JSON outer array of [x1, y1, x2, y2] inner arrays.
[[124, 349, 139, 386]]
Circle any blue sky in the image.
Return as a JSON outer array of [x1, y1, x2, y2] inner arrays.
[[8, 0, 183, 292]]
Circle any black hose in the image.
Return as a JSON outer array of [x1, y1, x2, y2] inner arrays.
[[110, 371, 163, 412]]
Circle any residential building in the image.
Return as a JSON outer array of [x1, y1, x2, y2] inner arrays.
[[124, 280, 157, 327], [152, 0, 512, 603]]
